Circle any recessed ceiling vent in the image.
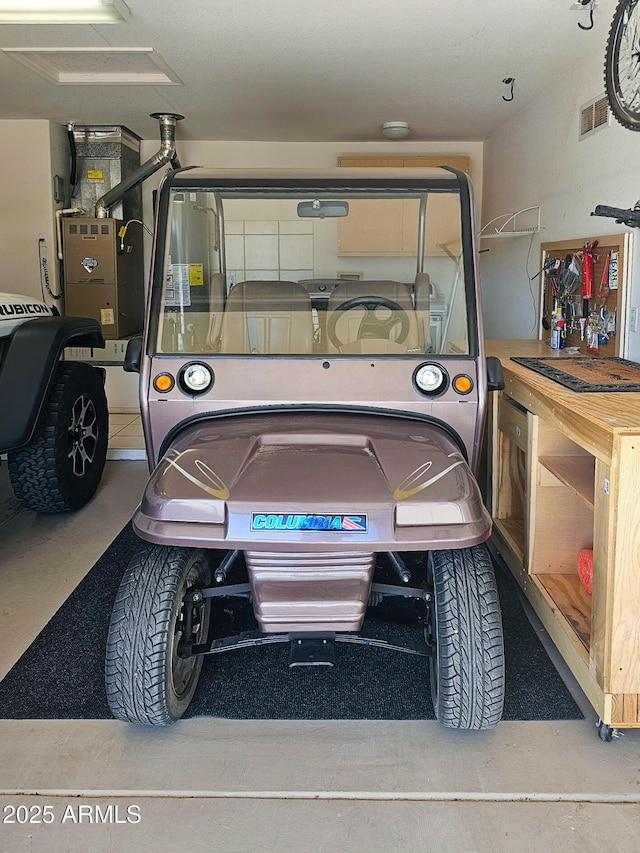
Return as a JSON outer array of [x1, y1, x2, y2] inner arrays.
[[580, 94, 610, 140]]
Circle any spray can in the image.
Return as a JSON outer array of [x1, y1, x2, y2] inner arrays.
[[550, 308, 562, 349]]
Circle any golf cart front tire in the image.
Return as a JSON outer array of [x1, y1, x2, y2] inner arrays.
[[105, 544, 211, 726], [429, 545, 505, 730]]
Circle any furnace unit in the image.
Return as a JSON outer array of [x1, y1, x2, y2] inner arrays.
[[62, 217, 144, 339], [62, 113, 183, 340]]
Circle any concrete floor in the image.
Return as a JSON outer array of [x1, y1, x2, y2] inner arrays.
[[1, 461, 639, 852]]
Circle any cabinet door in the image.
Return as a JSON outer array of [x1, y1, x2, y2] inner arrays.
[[337, 199, 405, 255], [337, 155, 469, 171], [493, 393, 530, 564], [337, 156, 469, 257], [402, 195, 462, 256], [338, 156, 405, 168]]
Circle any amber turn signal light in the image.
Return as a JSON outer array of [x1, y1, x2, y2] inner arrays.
[[153, 373, 175, 393], [453, 374, 473, 395]]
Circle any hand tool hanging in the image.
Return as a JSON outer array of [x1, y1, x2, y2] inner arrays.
[[534, 257, 561, 329], [599, 251, 611, 298], [580, 240, 598, 318], [558, 254, 581, 301]]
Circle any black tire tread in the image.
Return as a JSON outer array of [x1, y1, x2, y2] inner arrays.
[[604, 0, 640, 131], [7, 361, 108, 512], [431, 545, 505, 730], [105, 544, 206, 726]]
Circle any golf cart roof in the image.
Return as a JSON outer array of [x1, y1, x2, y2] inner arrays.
[[166, 166, 465, 191]]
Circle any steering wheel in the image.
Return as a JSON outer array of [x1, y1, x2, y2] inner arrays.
[[327, 296, 410, 349]]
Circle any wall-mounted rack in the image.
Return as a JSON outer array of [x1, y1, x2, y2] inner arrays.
[[479, 206, 541, 238], [538, 232, 631, 357]]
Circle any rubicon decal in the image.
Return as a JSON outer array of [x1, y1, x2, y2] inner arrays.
[[251, 513, 368, 532], [0, 302, 51, 317]]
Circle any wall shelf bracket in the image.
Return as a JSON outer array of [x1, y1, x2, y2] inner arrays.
[[480, 206, 541, 239]]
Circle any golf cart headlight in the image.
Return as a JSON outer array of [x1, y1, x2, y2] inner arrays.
[[414, 363, 448, 396], [180, 362, 214, 395]]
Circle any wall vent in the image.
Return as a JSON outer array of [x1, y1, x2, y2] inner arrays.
[[580, 94, 610, 140]]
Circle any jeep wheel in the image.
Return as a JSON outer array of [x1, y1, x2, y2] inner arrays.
[[7, 361, 108, 513], [427, 545, 505, 729], [105, 544, 211, 725]]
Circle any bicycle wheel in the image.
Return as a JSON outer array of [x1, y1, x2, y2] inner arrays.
[[605, 0, 640, 131]]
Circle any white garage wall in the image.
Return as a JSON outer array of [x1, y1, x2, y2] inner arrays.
[[0, 127, 482, 306], [481, 46, 640, 360], [142, 140, 484, 183]]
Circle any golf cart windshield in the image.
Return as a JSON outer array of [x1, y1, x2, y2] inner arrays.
[[154, 179, 471, 357]]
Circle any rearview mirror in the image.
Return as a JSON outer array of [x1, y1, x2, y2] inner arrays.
[[297, 200, 349, 218]]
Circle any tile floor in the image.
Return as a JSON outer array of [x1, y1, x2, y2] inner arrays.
[[108, 412, 145, 459], [1, 461, 640, 852]]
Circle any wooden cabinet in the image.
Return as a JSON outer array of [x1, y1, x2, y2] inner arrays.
[[336, 156, 469, 257], [493, 394, 529, 564], [338, 199, 406, 255], [338, 155, 470, 170], [488, 340, 640, 729]]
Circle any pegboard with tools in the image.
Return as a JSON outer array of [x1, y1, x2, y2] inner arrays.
[[537, 233, 631, 356]]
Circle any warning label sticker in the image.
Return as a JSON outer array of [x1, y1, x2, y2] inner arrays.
[[164, 265, 191, 307], [188, 263, 204, 286]]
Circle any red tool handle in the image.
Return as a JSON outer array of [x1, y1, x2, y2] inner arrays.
[[581, 241, 598, 300]]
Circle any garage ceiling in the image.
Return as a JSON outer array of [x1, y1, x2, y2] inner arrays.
[[0, 0, 617, 141]]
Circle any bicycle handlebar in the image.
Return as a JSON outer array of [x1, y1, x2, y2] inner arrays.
[[592, 204, 640, 228]]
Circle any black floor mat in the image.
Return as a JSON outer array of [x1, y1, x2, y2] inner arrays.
[[511, 356, 640, 392], [0, 524, 583, 721]]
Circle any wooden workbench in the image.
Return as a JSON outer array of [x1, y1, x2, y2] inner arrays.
[[485, 339, 640, 730]]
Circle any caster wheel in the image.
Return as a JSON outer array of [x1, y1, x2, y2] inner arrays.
[[597, 720, 622, 742]]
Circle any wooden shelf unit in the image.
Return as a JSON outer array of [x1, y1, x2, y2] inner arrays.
[[488, 339, 640, 728], [538, 455, 595, 509]]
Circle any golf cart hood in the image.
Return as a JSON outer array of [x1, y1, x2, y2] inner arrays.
[[134, 411, 491, 551]]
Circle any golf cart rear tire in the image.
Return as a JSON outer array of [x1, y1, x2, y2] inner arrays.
[[7, 361, 108, 513], [429, 545, 505, 730], [105, 544, 211, 726]]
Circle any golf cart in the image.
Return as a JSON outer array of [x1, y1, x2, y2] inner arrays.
[[106, 166, 506, 728], [0, 294, 108, 513]]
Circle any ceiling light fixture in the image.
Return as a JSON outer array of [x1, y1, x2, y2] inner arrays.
[[381, 121, 411, 140], [0, 0, 130, 24]]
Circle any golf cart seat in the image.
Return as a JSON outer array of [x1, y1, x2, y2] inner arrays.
[[220, 279, 314, 354]]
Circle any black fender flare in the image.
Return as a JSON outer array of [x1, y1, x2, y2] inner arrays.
[[0, 316, 105, 452]]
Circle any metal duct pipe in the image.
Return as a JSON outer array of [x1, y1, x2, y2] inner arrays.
[[95, 112, 184, 218]]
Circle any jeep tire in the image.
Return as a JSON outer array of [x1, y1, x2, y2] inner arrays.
[[427, 545, 505, 729], [7, 361, 108, 513]]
